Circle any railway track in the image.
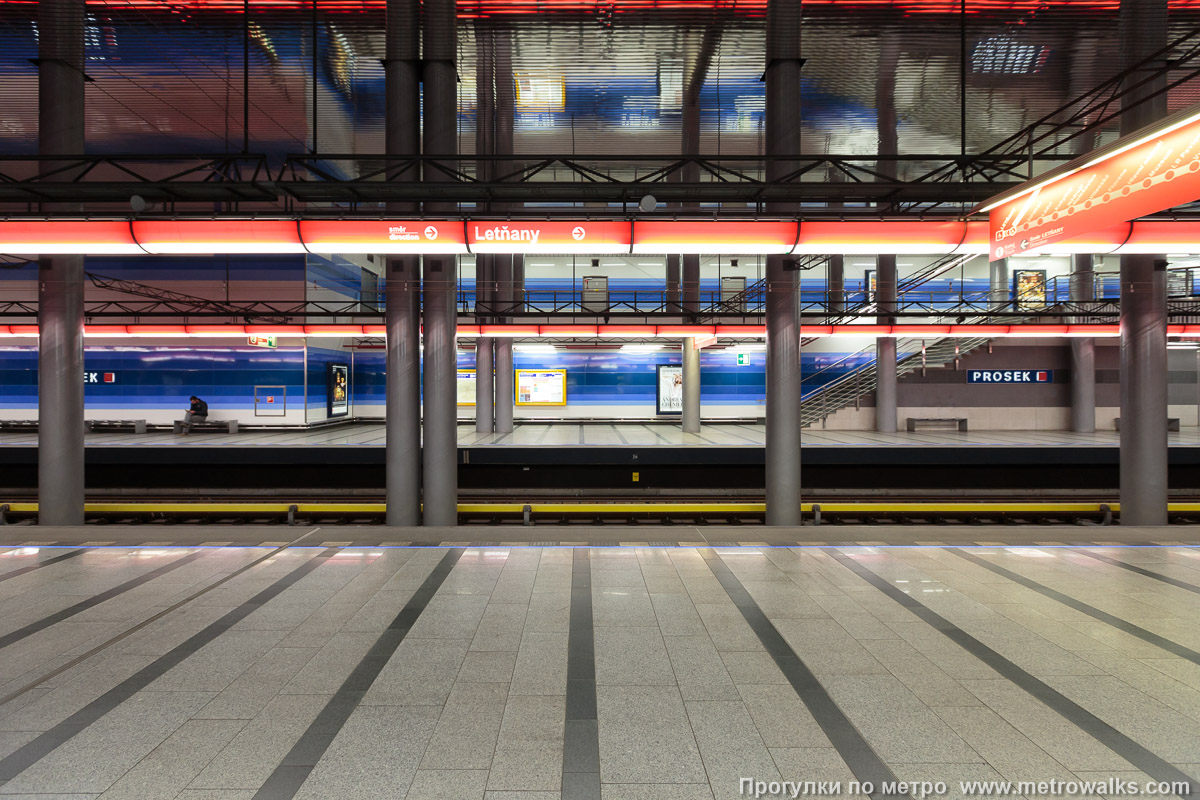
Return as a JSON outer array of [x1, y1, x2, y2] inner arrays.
[[4, 498, 1200, 525]]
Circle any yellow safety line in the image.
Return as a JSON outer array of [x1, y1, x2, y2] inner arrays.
[[0, 501, 1158, 515]]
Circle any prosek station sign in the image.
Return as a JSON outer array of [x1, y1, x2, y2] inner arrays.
[[984, 104, 1200, 260], [967, 370, 1052, 384]]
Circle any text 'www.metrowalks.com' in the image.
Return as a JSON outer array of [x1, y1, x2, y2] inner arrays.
[[739, 778, 1194, 799]]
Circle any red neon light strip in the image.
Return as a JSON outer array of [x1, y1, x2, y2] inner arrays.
[[4, 218, 1200, 255]]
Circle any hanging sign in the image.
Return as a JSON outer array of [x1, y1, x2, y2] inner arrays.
[[985, 105, 1200, 261], [469, 221, 630, 253], [248, 335, 277, 348]]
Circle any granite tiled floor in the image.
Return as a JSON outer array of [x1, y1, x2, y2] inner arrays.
[[0, 540, 1197, 799]]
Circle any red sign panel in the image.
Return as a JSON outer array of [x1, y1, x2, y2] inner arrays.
[[299, 220, 465, 253], [989, 109, 1200, 260], [468, 220, 630, 253]]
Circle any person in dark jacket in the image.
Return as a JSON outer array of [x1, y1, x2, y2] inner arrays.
[[180, 396, 208, 435]]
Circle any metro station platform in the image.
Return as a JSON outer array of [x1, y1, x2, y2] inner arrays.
[[0, 533, 1197, 800]]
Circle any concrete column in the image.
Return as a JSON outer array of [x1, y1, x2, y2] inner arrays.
[[828, 254, 845, 315], [422, 258, 457, 526], [666, 255, 681, 312], [38, 0, 87, 526], [421, 0, 457, 526], [475, 339, 494, 433], [682, 254, 700, 316], [385, 257, 421, 526], [1119, 0, 1168, 526], [682, 338, 701, 433], [989, 258, 1009, 308], [494, 254, 514, 433], [764, 0, 802, 526], [495, 336, 514, 433], [384, 0, 421, 526], [875, 254, 898, 433], [1070, 254, 1096, 433], [1120, 255, 1168, 525]]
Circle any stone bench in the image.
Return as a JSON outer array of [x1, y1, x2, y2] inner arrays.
[[173, 419, 239, 435], [906, 417, 968, 432], [86, 419, 147, 434]]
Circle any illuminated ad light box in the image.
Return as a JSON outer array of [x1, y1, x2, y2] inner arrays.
[[457, 370, 476, 406], [1012, 270, 1047, 309], [983, 103, 1200, 260], [327, 363, 349, 418], [656, 364, 683, 415], [515, 369, 567, 406]]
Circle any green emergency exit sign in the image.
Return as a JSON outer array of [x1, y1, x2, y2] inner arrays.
[[737, 353, 750, 365]]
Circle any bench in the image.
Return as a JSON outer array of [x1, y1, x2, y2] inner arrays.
[[173, 419, 239, 435], [0, 420, 38, 432], [907, 417, 968, 432], [1115, 417, 1180, 432], [86, 419, 147, 434]]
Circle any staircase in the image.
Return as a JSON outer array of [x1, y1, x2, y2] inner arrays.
[[801, 335, 992, 428]]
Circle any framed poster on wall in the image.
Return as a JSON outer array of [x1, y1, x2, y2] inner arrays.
[[327, 363, 349, 417], [864, 269, 877, 303], [656, 364, 683, 415], [515, 369, 567, 406], [1012, 269, 1047, 309], [457, 370, 476, 406]]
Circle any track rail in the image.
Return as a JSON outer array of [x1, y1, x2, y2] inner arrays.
[[5, 500, 1200, 525]]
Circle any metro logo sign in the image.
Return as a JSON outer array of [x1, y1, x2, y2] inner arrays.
[[985, 105, 1200, 261], [469, 221, 630, 253]]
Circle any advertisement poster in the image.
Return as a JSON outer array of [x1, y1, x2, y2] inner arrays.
[[327, 363, 349, 417], [864, 269, 877, 302], [1012, 270, 1047, 309], [457, 370, 476, 406], [515, 370, 567, 406], [656, 364, 683, 415]]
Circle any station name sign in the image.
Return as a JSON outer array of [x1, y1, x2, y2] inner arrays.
[[967, 370, 1052, 384], [986, 105, 1200, 261]]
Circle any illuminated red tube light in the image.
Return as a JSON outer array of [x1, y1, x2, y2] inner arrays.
[[0, 220, 141, 255], [300, 220, 467, 255], [133, 220, 306, 254], [632, 221, 798, 255], [540, 325, 599, 337]]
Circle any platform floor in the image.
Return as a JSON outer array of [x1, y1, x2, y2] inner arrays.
[[0, 532, 1198, 799], [2, 422, 1200, 448]]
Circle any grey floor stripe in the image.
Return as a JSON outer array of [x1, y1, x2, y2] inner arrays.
[[251, 547, 466, 800], [563, 548, 599, 800], [0, 550, 206, 651], [0, 546, 340, 785], [1075, 550, 1200, 595], [949, 548, 1200, 666], [699, 549, 902, 799], [0, 548, 84, 582], [825, 548, 1197, 795]]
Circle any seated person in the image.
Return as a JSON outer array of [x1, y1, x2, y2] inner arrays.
[[179, 395, 208, 435]]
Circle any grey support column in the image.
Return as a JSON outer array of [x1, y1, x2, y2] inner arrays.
[[682, 338, 701, 433], [682, 255, 701, 316], [422, 0, 458, 526], [473, 23, 495, 434], [1119, 0, 1169, 525], [1120, 255, 1168, 525], [828, 254, 845, 315], [475, 334, 495, 433], [764, 0, 803, 526], [989, 258, 1009, 309], [385, 257, 421, 526], [494, 255, 514, 434], [384, 0, 421, 526], [1070, 254, 1096, 433], [666, 255, 681, 312], [422, 258, 458, 526], [38, 0, 87, 526], [875, 254, 898, 433]]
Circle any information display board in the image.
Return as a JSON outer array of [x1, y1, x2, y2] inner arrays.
[[656, 364, 683, 415], [515, 370, 567, 406], [457, 370, 476, 406], [327, 363, 349, 417]]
